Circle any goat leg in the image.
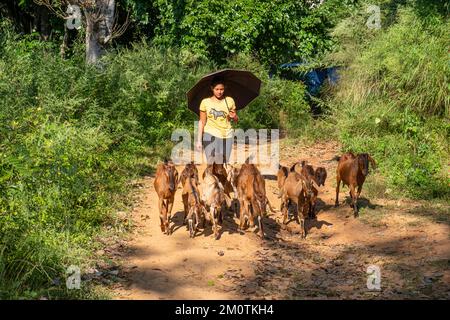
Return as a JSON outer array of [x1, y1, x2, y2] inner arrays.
[[202, 208, 207, 229], [309, 192, 317, 219], [187, 207, 195, 238], [350, 185, 358, 217], [300, 218, 306, 239], [238, 198, 246, 230], [218, 203, 224, 225], [304, 200, 310, 223], [335, 178, 341, 207], [308, 201, 314, 219], [265, 196, 277, 214], [194, 208, 200, 234], [167, 195, 175, 223], [233, 198, 239, 218], [165, 199, 173, 235], [356, 185, 363, 199], [231, 184, 238, 218], [211, 207, 219, 239], [295, 207, 301, 225], [159, 198, 166, 233], [257, 215, 264, 239], [248, 201, 256, 230], [182, 193, 188, 225], [282, 198, 289, 225]]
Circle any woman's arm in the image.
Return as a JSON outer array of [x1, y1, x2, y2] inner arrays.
[[197, 110, 207, 150], [227, 97, 238, 122], [228, 109, 238, 122]]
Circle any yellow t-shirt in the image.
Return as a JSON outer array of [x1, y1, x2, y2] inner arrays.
[[199, 96, 236, 139]]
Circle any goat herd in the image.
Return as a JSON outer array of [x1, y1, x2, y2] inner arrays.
[[154, 152, 376, 240]]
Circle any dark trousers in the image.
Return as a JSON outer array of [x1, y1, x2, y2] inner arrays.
[[202, 132, 233, 164]]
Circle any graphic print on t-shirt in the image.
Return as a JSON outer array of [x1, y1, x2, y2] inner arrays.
[[209, 108, 227, 120], [199, 96, 235, 139]]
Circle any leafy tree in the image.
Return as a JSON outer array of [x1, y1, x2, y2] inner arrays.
[[152, 0, 356, 66]]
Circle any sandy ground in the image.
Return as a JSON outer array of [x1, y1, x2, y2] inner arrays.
[[110, 140, 450, 300]]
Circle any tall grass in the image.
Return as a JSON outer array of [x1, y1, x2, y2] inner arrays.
[[325, 1, 449, 199]]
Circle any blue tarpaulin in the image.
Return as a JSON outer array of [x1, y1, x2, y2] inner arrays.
[[273, 61, 340, 96]]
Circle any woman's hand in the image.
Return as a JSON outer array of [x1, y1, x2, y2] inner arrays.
[[196, 140, 202, 151], [228, 110, 238, 122]]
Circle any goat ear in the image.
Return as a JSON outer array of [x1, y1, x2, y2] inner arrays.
[[290, 162, 297, 172], [176, 175, 180, 188], [312, 179, 319, 190]]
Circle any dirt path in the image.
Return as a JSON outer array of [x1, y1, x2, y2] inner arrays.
[[111, 140, 450, 299]]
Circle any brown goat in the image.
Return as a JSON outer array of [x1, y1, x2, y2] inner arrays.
[[236, 163, 266, 238], [225, 164, 240, 216], [235, 162, 275, 238], [201, 168, 231, 239], [296, 161, 328, 218], [203, 162, 234, 216], [315, 167, 327, 187], [154, 159, 179, 235], [202, 163, 233, 196], [180, 161, 199, 187], [277, 165, 289, 199], [182, 175, 205, 238], [292, 161, 327, 186], [180, 161, 199, 223], [280, 171, 316, 238], [335, 152, 376, 216]]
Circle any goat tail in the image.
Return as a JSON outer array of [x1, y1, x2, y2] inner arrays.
[[331, 155, 341, 162]]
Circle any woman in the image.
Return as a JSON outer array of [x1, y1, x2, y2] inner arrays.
[[196, 76, 238, 164]]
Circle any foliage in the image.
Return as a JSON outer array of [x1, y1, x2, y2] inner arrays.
[[152, 0, 356, 65], [0, 19, 311, 297], [325, 0, 449, 199]]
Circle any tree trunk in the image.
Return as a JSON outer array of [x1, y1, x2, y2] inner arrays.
[[85, 12, 102, 65], [60, 24, 69, 58], [84, 0, 115, 65], [38, 5, 50, 41]]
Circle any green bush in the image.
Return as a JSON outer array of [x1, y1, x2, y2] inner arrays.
[[326, 1, 449, 199], [152, 0, 355, 65], [226, 53, 311, 133], [0, 24, 147, 298], [0, 18, 314, 297]]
